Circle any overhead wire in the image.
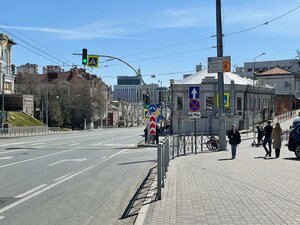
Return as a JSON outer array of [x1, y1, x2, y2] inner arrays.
[[0, 20, 74, 67], [0, 23, 73, 68]]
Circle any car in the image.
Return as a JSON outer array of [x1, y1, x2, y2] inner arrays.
[[288, 124, 300, 159], [290, 117, 300, 129]]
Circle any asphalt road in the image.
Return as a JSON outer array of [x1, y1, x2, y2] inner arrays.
[[0, 127, 156, 225]]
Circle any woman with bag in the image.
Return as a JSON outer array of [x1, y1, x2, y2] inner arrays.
[[227, 124, 241, 159], [271, 123, 282, 158]]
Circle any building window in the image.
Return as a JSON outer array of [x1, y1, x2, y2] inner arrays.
[[177, 96, 183, 110], [206, 96, 214, 110], [247, 68, 253, 72], [237, 97, 242, 110]]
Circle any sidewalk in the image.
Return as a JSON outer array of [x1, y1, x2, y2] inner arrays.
[[141, 117, 300, 225]]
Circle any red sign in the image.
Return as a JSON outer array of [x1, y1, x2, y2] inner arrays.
[[149, 114, 156, 135]]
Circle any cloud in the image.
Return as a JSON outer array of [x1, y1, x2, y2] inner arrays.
[[0, 23, 143, 41], [151, 7, 215, 29]]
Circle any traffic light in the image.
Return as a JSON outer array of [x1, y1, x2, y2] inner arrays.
[[143, 93, 150, 105], [82, 48, 88, 65], [11, 64, 15, 74]]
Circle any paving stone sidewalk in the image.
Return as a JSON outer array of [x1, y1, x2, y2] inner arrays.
[[143, 129, 300, 224]]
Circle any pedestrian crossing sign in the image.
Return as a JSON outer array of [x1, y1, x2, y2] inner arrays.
[[87, 55, 99, 68]]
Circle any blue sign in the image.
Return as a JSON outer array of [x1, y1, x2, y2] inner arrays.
[[148, 104, 157, 113], [189, 86, 200, 99], [189, 99, 200, 112]]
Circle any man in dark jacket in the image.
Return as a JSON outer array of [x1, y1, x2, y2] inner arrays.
[[227, 124, 241, 159], [263, 121, 273, 157]]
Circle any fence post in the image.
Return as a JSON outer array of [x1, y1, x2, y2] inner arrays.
[[172, 136, 175, 159], [161, 144, 165, 188], [157, 143, 162, 200], [176, 136, 179, 157], [191, 134, 194, 153], [201, 132, 203, 151], [183, 135, 186, 155], [195, 132, 197, 154]]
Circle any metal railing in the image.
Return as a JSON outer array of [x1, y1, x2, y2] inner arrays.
[[157, 132, 219, 200], [0, 126, 60, 137]]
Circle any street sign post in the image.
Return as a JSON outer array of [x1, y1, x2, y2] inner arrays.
[[188, 112, 201, 119], [189, 86, 200, 99], [207, 56, 231, 73], [148, 104, 157, 113]]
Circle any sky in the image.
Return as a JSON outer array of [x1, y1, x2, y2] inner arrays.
[[1, 0, 300, 87]]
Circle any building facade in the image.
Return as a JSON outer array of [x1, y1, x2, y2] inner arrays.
[[0, 33, 16, 94], [170, 70, 275, 134], [256, 67, 300, 115], [17, 63, 38, 75], [42, 65, 63, 74], [242, 59, 300, 78]]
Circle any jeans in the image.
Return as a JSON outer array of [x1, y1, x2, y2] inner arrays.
[[263, 137, 272, 156], [231, 144, 237, 159]]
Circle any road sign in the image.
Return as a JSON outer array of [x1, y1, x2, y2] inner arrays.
[[189, 99, 200, 112], [189, 86, 200, 99], [148, 104, 157, 113], [87, 55, 99, 68], [149, 114, 156, 135], [144, 109, 150, 119], [189, 112, 201, 119], [207, 56, 231, 73]]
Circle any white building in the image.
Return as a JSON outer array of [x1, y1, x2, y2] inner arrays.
[[170, 70, 275, 134]]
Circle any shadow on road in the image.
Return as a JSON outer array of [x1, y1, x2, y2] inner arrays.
[[118, 160, 156, 165], [119, 166, 156, 222], [283, 157, 299, 161], [217, 158, 233, 161]]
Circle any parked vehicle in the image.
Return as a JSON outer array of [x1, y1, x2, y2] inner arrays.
[[288, 125, 300, 159], [290, 117, 300, 129]]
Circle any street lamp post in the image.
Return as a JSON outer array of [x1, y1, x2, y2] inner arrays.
[[252, 52, 265, 131]]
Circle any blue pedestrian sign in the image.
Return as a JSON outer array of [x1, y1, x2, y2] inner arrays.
[[189, 86, 200, 99], [148, 104, 157, 113]]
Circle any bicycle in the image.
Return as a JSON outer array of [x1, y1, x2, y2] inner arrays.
[[206, 136, 219, 150]]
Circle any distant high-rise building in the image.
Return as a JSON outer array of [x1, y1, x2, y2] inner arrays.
[[17, 63, 38, 75], [43, 65, 63, 74]]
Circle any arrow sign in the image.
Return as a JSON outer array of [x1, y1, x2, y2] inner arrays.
[[149, 114, 156, 135], [189, 86, 200, 99], [148, 104, 157, 113]]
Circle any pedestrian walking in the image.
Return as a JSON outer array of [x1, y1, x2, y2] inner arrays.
[[155, 125, 160, 144], [227, 124, 241, 159], [263, 121, 273, 158], [256, 125, 264, 145], [271, 123, 282, 158], [144, 126, 148, 144]]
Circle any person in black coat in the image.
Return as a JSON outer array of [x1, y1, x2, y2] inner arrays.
[[143, 126, 148, 144], [227, 124, 241, 159], [263, 121, 273, 157]]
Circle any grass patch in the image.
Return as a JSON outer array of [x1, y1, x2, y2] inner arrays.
[[7, 112, 44, 127]]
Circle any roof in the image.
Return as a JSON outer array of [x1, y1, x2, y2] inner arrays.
[[173, 69, 253, 86], [258, 67, 293, 76]]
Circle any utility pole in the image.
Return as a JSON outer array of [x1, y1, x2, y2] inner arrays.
[[216, 0, 227, 151]]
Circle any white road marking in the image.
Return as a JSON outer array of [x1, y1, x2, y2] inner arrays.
[[14, 184, 48, 198], [0, 149, 28, 155], [0, 216, 4, 220], [30, 142, 46, 146], [0, 149, 76, 169], [53, 171, 76, 182], [69, 143, 80, 146], [47, 158, 87, 166], [0, 156, 13, 160], [0, 149, 126, 215], [101, 156, 107, 159]]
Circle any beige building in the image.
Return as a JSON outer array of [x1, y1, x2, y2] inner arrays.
[[0, 33, 16, 94]]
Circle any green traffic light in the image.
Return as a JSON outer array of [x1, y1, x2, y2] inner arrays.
[[82, 59, 87, 63]]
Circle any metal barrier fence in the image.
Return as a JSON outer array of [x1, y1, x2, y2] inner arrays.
[[157, 132, 219, 200], [0, 126, 60, 137]]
